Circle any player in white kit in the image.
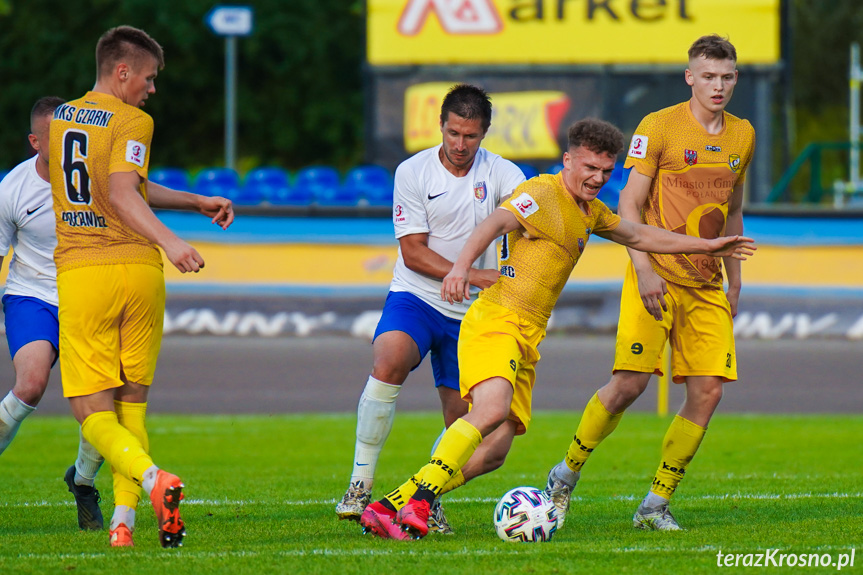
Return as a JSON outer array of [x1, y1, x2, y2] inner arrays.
[[336, 85, 526, 532], [0, 97, 106, 530]]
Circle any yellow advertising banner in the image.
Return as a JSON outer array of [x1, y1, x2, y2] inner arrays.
[[405, 82, 570, 159], [368, 0, 780, 65]]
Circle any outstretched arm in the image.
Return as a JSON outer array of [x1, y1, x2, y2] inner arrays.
[[441, 208, 523, 304], [147, 180, 234, 230], [109, 171, 204, 273], [599, 218, 756, 259]]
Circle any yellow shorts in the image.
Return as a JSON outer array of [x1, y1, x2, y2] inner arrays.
[[613, 262, 736, 383], [58, 264, 165, 398], [458, 298, 545, 435]]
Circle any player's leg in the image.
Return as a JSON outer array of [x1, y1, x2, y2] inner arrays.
[[393, 377, 511, 539], [106, 392, 150, 546], [635, 286, 734, 531], [0, 296, 58, 454], [64, 428, 106, 531], [115, 263, 184, 548], [547, 263, 668, 527], [376, 300, 532, 540], [0, 341, 53, 454], [337, 292, 430, 521]]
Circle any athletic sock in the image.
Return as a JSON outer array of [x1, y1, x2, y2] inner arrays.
[[350, 376, 400, 489], [80, 411, 153, 488], [649, 415, 706, 500], [110, 505, 136, 531], [438, 469, 465, 496], [0, 391, 36, 454], [74, 429, 104, 487], [564, 392, 624, 473], [112, 401, 149, 508], [141, 466, 159, 495], [414, 418, 481, 497]]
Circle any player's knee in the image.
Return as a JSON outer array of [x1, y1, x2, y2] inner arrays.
[[370, 360, 410, 385], [13, 372, 49, 406], [605, 372, 649, 408]]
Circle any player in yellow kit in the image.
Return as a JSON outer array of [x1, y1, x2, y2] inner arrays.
[[544, 34, 756, 532], [50, 26, 234, 548], [359, 118, 756, 540]]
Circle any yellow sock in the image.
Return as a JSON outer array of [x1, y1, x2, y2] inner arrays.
[[650, 415, 706, 499], [417, 418, 481, 496], [564, 393, 623, 473], [81, 411, 154, 488], [112, 401, 149, 509], [383, 419, 481, 508], [439, 470, 465, 496], [384, 472, 423, 511]]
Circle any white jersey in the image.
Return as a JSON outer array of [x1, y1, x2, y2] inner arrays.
[[0, 156, 58, 306], [391, 145, 525, 319]]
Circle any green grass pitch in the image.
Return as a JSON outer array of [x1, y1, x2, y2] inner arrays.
[[1, 411, 861, 574]]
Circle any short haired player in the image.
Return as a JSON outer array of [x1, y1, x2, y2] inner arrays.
[[543, 34, 756, 532], [360, 117, 755, 540]]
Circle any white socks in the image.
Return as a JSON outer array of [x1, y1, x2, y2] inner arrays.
[[110, 506, 136, 531], [0, 391, 36, 454], [74, 429, 105, 486], [141, 465, 159, 495], [350, 376, 401, 488], [641, 491, 670, 511], [554, 460, 581, 487]]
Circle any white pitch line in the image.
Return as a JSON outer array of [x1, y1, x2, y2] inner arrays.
[[3, 491, 862, 509], [14, 544, 861, 561]]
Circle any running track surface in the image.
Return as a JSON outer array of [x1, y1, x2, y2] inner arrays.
[[9, 335, 860, 417]]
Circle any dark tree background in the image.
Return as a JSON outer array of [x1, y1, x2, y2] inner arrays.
[[0, 0, 364, 173], [2, 0, 863, 197]]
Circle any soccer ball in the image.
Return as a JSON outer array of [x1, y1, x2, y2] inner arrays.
[[493, 486, 558, 542]]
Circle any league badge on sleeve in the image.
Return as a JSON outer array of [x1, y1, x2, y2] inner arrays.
[[393, 204, 407, 224], [628, 135, 647, 159], [126, 140, 146, 168], [512, 193, 539, 218], [473, 181, 487, 202]]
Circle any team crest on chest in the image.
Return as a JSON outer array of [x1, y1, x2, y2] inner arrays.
[[728, 154, 741, 173], [473, 181, 487, 202], [578, 238, 585, 252], [684, 149, 698, 166]]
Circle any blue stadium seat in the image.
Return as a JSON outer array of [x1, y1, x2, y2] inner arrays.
[[243, 167, 291, 206], [149, 167, 191, 192], [194, 168, 240, 198], [268, 186, 314, 206], [314, 186, 361, 207], [363, 185, 394, 207], [292, 166, 343, 207], [546, 163, 564, 175], [294, 166, 340, 189], [344, 165, 393, 207], [515, 163, 540, 180]]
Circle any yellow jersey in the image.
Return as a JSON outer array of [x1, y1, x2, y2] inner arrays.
[[480, 173, 621, 329], [49, 91, 162, 274], [624, 100, 755, 288]]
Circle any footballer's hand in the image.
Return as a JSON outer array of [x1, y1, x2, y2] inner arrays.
[[636, 265, 668, 321], [705, 235, 756, 259], [469, 268, 500, 290], [441, 265, 471, 304], [164, 238, 205, 273], [199, 196, 235, 230]]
